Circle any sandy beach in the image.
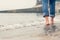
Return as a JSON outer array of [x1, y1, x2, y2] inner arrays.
[[0, 13, 60, 40]]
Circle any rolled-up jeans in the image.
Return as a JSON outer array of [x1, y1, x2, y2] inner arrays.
[[42, 0, 56, 17]]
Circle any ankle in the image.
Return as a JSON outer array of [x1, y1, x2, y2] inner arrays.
[[45, 24, 50, 26]]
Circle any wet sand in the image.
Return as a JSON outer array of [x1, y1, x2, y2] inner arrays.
[[0, 13, 60, 40]]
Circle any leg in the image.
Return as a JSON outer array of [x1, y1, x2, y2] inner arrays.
[[42, 0, 49, 25], [42, 0, 49, 17], [50, 17, 54, 25], [42, 0, 50, 35], [49, 0, 56, 32], [45, 16, 49, 25], [49, 0, 56, 25]]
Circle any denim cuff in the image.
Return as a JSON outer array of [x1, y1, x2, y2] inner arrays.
[[50, 15, 55, 18], [43, 15, 49, 17]]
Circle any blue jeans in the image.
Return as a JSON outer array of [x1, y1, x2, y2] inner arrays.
[[42, 0, 56, 17]]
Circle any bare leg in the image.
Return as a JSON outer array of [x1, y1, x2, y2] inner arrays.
[[50, 17, 56, 32], [44, 16, 50, 35], [50, 17, 54, 25], [45, 16, 49, 25]]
